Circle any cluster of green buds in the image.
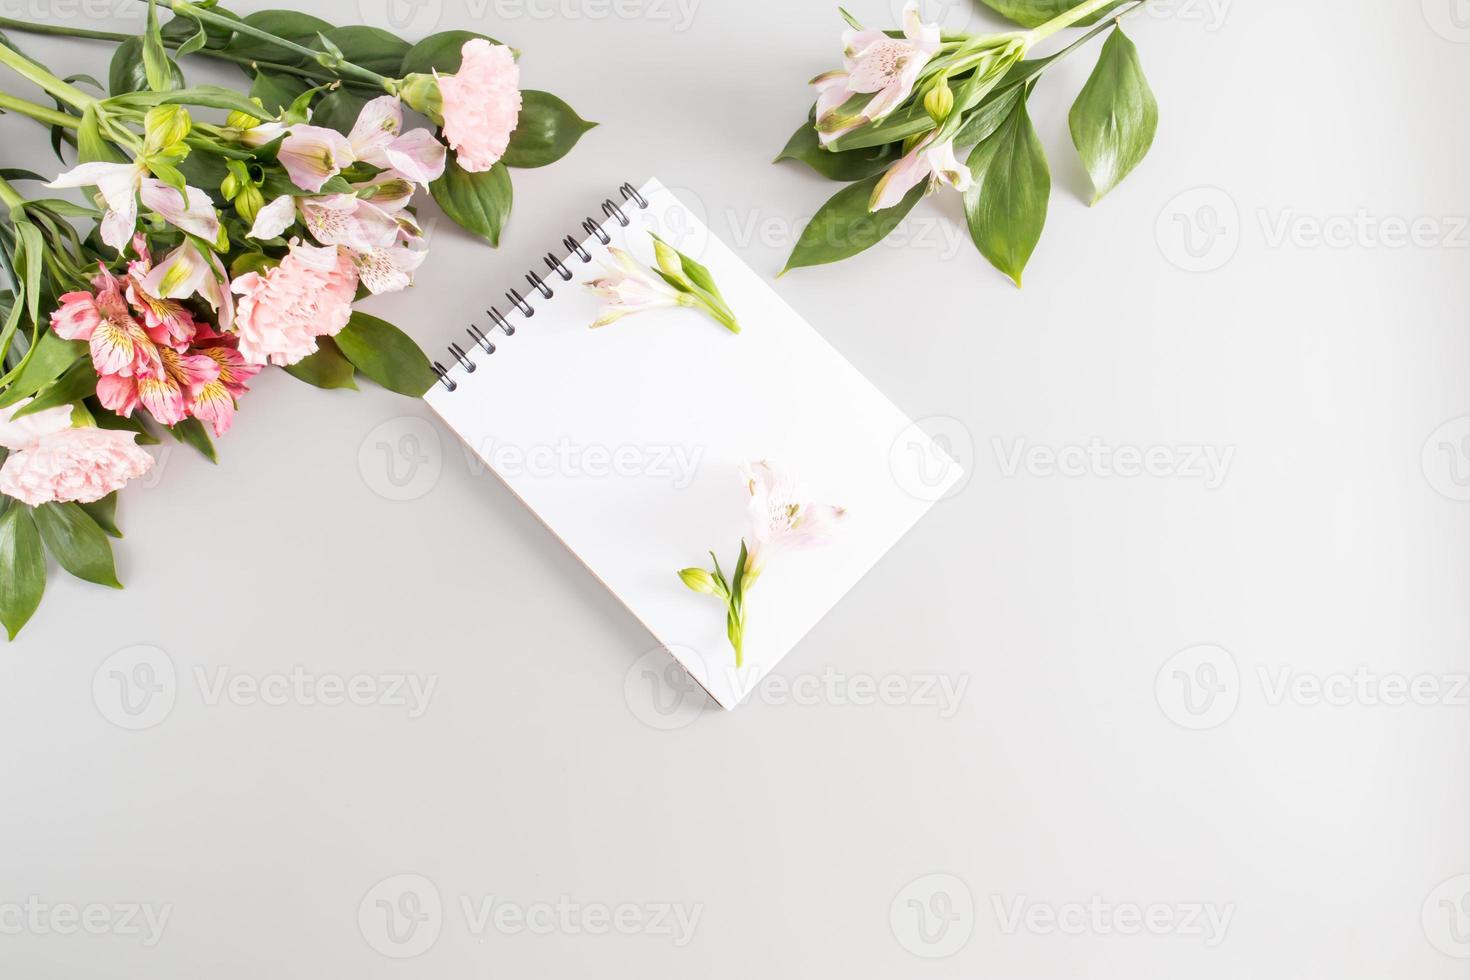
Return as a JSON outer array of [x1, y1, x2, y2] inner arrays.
[[139, 104, 192, 186], [219, 159, 265, 224], [649, 233, 741, 334]]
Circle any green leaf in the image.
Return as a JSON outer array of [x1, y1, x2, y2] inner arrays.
[[80, 493, 122, 538], [123, 85, 280, 119], [93, 406, 160, 446], [224, 10, 333, 65], [312, 26, 410, 78], [430, 156, 512, 247], [78, 105, 127, 163], [400, 30, 502, 76], [780, 173, 925, 274], [33, 502, 121, 588], [1068, 27, 1157, 204], [284, 335, 357, 390], [333, 312, 435, 397], [0, 332, 85, 408], [143, 0, 176, 92], [824, 100, 933, 153], [310, 87, 367, 136], [0, 504, 44, 640], [979, 0, 1130, 28], [108, 37, 184, 97], [162, 7, 240, 49], [248, 70, 309, 115], [952, 85, 1023, 147], [774, 120, 900, 181], [169, 417, 217, 463], [964, 96, 1051, 287], [501, 91, 596, 169], [13, 358, 96, 418]]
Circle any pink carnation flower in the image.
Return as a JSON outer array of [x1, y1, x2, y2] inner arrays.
[[230, 240, 359, 367], [0, 399, 153, 507], [437, 39, 522, 172]]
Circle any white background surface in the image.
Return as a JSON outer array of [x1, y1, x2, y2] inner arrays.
[[1, 0, 1468, 976]]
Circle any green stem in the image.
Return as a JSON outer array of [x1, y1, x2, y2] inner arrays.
[[0, 92, 81, 128], [157, 0, 397, 91], [0, 40, 94, 108], [0, 16, 335, 82], [0, 175, 24, 210], [1025, 0, 1130, 46]]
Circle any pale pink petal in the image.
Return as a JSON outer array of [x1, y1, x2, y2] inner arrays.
[[138, 179, 220, 242], [95, 373, 141, 418], [50, 291, 101, 341], [870, 145, 933, 211], [277, 125, 354, 193], [247, 195, 297, 240], [383, 128, 447, 186], [0, 427, 152, 506], [437, 39, 521, 173], [347, 94, 403, 164], [0, 398, 74, 452]]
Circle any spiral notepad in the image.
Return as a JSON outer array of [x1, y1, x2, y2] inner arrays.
[[415, 178, 960, 709]]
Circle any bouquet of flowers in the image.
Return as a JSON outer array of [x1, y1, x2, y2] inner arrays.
[[0, 0, 594, 639], [777, 0, 1159, 285]]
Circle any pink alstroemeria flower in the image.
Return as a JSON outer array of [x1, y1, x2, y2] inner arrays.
[[243, 122, 353, 193], [347, 95, 447, 187], [46, 164, 219, 252], [184, 341, 260, 438], [51, 268, 159, 379], [141, 241, 235, 334], [125, 234, 197, 348], [869, 135, 972, 211], [740, 460, 846, 584], [585, 247, 687, 327], [813, 0, 942, 146]]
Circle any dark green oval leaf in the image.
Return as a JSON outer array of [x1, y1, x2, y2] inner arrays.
[[284, 336, 358, 390], [964, 97, 1051, 287], [0, 331, 85, 409], [80, 492, 122, 538], [33, 501, 121, 589], [430, 156, 512, 247], [980, 0, 1130, 28], [502, 91, 595, 169], [13, 359, 96, 419], [780, 173, 925, 274], [169, 416, 217, 463], [310, 87, 367, 136], [312, 26, 410, 78], [249, 70, 309, 115], [334, 312, 435, 397], [399, 30, 502, 77], [1068, 27, 1157, 204], [775, 121, 900, 181], [109, 36, 184, 96], [0, 504, 45, 640], [224, 10, 334, 65]]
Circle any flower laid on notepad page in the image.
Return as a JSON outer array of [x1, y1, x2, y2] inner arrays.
[[0, 1, 597, 640], [585, 234, 740, 333], [679, 461, 846, 668]]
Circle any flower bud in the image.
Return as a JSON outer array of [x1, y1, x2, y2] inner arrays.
[[220, 173, 239, 199], [398, 73, 444, 124], [652, 237, 683, 279], [226, 99, 264, 131], [679, 568, 723, 596], [234, 183, 265, 224], [924, 78, 954, 124], [143, 105, 192, 156]]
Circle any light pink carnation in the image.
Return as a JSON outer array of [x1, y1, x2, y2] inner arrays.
[[437, 39, 522, 173], [230, 240, 359, 367], [0, 399, 153, 507]]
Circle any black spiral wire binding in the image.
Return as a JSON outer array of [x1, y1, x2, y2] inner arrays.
[[430, 182, 651, 392]]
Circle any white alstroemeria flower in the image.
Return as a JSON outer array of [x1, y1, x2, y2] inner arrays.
[[585, 247, 689, 327], [47, 162, 220, 252], [242, 122, 353, 193], [141, 240, 234, 332], [346, 96, 447, 187], [741, 460, 846, 584], [813, 0, 942, 145], [869, 134, 972, 211]]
